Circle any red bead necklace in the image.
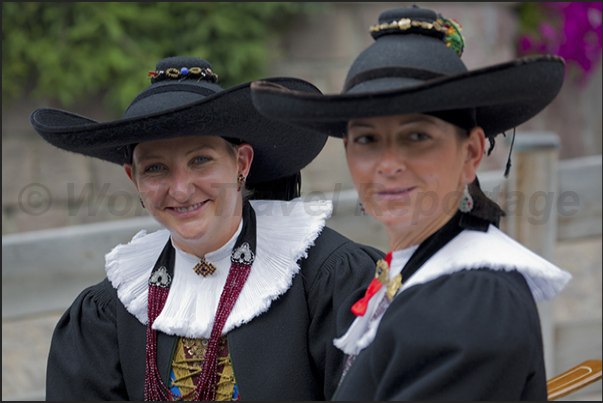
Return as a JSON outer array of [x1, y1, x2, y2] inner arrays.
[[144, 203, 257, 401]]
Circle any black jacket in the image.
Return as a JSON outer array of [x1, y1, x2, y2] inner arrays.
[[45, 227, 383, 401]]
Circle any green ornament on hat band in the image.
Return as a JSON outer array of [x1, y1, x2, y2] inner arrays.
[[438, 17, 465, 57]]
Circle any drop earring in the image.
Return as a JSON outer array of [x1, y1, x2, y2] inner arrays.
[[358, 201, 367, 216], [458, 183, 473, 213], [140, 197, 145, 209], [237, 174, 245, 192]]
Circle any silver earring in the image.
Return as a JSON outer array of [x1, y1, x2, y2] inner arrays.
[[458, 184, 473, 213]]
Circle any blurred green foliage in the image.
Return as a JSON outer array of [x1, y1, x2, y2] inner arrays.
[[2, 2, 325, 115]]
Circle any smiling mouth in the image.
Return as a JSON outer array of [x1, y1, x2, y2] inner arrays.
[[377, 187, 416, 197], [171, 201, 207, 213]]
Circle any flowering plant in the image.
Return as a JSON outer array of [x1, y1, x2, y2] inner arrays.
[[517, 2, 602, 84]]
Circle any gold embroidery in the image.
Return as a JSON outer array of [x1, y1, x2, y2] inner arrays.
[[170, 336, 237, 400]]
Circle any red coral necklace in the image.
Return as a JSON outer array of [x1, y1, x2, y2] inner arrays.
[[144, 202, 257, 401]]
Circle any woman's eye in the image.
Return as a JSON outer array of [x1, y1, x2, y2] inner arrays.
[[192, 156, 210, 164], [354, 135, 376, 145], [144, 164, 164, 173], [408, 132, 430, 141]]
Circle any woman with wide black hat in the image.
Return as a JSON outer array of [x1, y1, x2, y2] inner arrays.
[[251, 5, 572, 400], [30, 56, 383, 400]]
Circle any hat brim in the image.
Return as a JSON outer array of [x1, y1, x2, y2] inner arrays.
[[250, 56, 565, 138], [30, 78, 327, 185]]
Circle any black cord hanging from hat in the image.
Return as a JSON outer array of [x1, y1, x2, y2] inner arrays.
[[503, 127, 516, 178]]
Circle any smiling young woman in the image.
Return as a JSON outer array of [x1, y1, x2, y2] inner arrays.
[[125, 136, 253, 258], [251, 5, 572, 400], [30, 56, 383, 400]]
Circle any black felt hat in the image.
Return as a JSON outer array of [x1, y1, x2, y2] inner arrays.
[[250, 6, 565, 138], [29, 56, 327, 185]]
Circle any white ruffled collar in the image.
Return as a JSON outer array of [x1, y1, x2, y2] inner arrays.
[[105, 198, 332, 339], [334, 224, 572, 355]]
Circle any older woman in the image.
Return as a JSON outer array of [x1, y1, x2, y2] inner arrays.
[[30, 56, 383, 400], [251, 5, 572, 400]]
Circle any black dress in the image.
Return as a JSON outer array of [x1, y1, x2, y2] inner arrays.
[[45, 201, 384, 401], [333, 269, 547, 400], [332, 212, 571, 401]]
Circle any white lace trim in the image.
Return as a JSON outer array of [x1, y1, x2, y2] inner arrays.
[[105, 198, 332, 339], [334, 224, 572, 355]]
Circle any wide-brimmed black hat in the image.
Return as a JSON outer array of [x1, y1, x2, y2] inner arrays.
[[250, 6, 565, 139], [29, 56, 327, 185]]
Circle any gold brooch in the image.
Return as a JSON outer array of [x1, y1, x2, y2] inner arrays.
[[374, 259, 403, 300], [193, 258, 217, 277], [387, 274, 403, 300]]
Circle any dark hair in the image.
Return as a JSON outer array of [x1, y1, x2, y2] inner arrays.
[[246, 172, 302, 201], [459, 177, 506, 231], [223, 137, 302, 201]]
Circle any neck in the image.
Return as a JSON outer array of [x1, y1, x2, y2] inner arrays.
[[386, 210, 457, 251]]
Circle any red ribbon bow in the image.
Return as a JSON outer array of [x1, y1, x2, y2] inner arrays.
[[351, 252, 393, 316]]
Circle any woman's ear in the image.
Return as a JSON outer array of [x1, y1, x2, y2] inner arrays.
[[236, 143, 254, 177], [462, 126, 486, 183], [124, 163, 138, 191]]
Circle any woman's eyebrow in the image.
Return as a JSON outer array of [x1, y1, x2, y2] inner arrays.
[[136, 144, 217, 162], [185, 144, 216, 156], [397, 116, 435, 126], [348, 121, 375, 129], [136, 153, 162, 163]]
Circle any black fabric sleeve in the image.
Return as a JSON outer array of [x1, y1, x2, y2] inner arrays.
[[46, 279, 128, 400], [304, 228, 384, 400], [333, 269, 547, 401]]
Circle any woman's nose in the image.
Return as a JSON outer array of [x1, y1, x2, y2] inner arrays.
[[377, 146, 406, 176], [167, 168, 194, 202]]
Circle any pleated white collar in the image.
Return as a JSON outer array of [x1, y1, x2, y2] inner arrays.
[[105, 198, 332, 339], [334, 224, 572, 355]]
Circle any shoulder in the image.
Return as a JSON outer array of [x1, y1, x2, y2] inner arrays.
[[301, 227, 384, 289], [61, 278, 120, 322], [381, 268, 541, 350], [337, 268, 547, 401], [403, 226, 572, 302], [47, 278, 132, 400], [50, 279, 122, 360]]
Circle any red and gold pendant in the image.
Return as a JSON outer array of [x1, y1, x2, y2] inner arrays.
[[193, 259, 217, 277]]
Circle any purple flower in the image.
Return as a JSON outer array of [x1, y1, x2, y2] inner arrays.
[[521, 2, 603, 82], [519, 35, 535, 54], [539, 23, 557, 41]]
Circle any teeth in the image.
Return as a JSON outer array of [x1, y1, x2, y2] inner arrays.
[[174, 202, 203, 213]]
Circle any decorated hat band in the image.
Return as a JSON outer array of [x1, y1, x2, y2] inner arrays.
[[148, 66, 218, 84], [369, 16, 466, 57]]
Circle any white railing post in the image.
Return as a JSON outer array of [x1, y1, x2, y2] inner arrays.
[[505, 132, 561, 379]]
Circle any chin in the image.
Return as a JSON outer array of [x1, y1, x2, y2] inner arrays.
[[161, 219, 207, 242], [369, 205, 412, 228], [174, 226, 208, 242]]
